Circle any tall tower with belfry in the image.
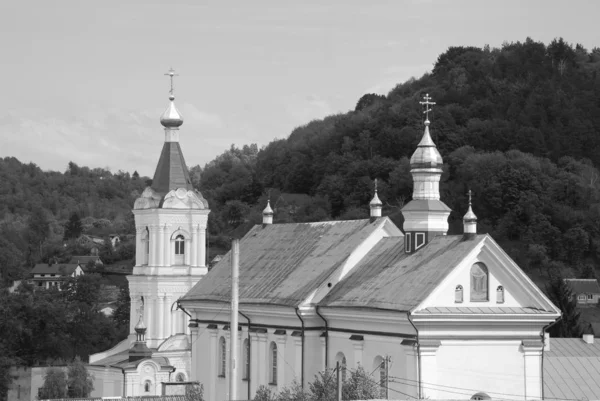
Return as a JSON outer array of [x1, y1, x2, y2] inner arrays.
[[88, 69, 210, 396], [129, 68, 210, 348]]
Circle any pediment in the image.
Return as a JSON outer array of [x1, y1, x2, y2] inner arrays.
[[413, 235, 560, 316]]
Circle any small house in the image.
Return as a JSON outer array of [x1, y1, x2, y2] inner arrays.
[[565, 278, 600, 306]]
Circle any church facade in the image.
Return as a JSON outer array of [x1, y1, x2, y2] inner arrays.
[[87, 70, 210, 397], [179, 95, 561, 400]]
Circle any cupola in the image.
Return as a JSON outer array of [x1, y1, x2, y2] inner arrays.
[[401, 94, 451, 254], [262, 199, 274, 225], [463, 189, 477, 238], [370, 179, 382, 219]]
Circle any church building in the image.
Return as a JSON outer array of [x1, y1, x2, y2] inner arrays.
[[87, 69, 210, 397], [179, 95, 561, 400]]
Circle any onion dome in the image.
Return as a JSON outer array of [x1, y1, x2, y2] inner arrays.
[[463, 190, 477, 236], [263, 200, 274, 225], [410, 119, 443, 168], [370, 190, 382, 207], [160, 95, 184, 128]]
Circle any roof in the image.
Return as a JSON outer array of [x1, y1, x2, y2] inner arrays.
[[183, 218, 387, 306], [544, 337, 600, 400], [90, 348, 170, 369], [41, 397, 188, 401], [320, 235, 486, 311], [416, 306, 554, 315], [565, 278, 600, 294], [31, 263, 79, 276], [151, 142, 193, 195], [401, 199, 452, 212], [68, 255, 101, 265]]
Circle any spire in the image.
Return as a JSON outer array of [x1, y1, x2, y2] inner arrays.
[[401, 94, 451, 254], [262, 197, 274, 225], [149, 69, 194, 196], [370, 178, 382, 219], [129, 296, 152, 362], [463, 189, 477, 237]]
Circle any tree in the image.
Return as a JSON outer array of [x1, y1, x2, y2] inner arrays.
[[112, 285, 131, 339], [67, 357, 94, 397], [342, 365, 381, 400], [64, 212, 83, 240], [39, 367, 67, 399], [546, 275, 583, 337]]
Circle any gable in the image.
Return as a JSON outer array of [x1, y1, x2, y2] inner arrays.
[[414, 235, 560, 315]]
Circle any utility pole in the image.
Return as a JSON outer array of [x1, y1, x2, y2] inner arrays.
[[336, 361, 342, 401], [229, 239, 240, 401], [385, 356, 390, 399]]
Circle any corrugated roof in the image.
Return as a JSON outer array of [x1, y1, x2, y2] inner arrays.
[[544, 337, 600, 400], [41, 397, 188, 401], [183, 219, 385, 306], [320, 235, 486, 311], [31, 263, 78, 276], [151, 142, 193, 195], [565, 278, 600, 294], [417, 306, 554, 314]]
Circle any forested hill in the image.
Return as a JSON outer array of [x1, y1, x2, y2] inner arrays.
[[200, 38, 600, 280]]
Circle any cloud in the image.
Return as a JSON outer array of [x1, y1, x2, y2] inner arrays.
[[284, 94, 334, 125]]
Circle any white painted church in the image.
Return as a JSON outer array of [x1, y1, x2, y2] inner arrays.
[[180, 97, 561, 400], [88, 78, 561, 400]]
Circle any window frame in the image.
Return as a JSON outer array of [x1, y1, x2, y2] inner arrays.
[[455, 285, 464, 303], [242, 338, 250, 380], [269, 342, 278, 385], [218, 337, 226, 378], [175, 234, 185, 255], [470, 262, 489, 302]]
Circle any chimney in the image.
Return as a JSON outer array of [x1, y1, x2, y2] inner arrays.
[[583, 333, 594, 344]]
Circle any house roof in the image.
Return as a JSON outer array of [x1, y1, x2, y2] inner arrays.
[[565, 278, 600, 294], [543, 337, 600, 400], [31, 263, 79, 276], [320, 235, 486, 311], [416, 306, 555, 315], [68, 255, 101, 265], [182, 218, 387, 306], [41, 397, 187, 401], [151, 142, 194, 195]]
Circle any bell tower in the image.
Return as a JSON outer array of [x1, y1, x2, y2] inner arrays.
[[128, 69, 210, 348], [401, 94, 451, 254]]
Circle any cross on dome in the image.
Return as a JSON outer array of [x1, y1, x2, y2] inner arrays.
[[164, 67, 179, 97], [467, 189, 473, 205], [419, 93, 436, 123]]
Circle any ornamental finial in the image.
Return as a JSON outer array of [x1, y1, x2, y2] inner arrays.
[[374, 178, 378, 193], [467, 189, 473, 206], [419, 93, 436, 123], [164, 67, 179, 98]]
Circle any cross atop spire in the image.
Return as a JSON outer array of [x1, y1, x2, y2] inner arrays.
[[164, 67, 179, 96], [467, 189, 473, 206], [419, 93, 436, 122], [374, 178, 378, 193]]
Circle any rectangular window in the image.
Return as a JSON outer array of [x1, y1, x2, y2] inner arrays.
[[415, 233, 426, 249], [405, 234, 411, 253], [578, 295, 586, 301], [588, 294, 594, 300]]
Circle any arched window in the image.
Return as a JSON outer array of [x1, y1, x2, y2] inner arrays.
[[144, 380, 151, 393], [269, 342, 278, 384], [471, 392, 491, 400], [144, 227, 150, 265], [174, 234, 185, 264], [373, 356, 386, 398], [455, 285, 463, 303], [470, 262, 489, 301], [243, 338, 250, 380], [175, 235, 185, 255], [496, 286, 504, 304], [175, 373, 185, 382], [335, 352, 347, 382], [218, 337, 226, 377]]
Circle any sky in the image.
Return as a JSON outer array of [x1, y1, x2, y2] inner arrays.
[[1, 0, 599, 177]]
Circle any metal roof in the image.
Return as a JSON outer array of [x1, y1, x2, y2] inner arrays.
[[320, 235, 486, 311], [416, 306, 555, 314], [68, 255, 101, 265], [31, 263, 79, 276], [564, 278, 600, 294], [544, 337, 600, 400], [182, 218, 386, 306], [151, 142, 194, 195]]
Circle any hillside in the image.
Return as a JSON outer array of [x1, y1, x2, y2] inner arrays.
[[200, 38, 600, 285]]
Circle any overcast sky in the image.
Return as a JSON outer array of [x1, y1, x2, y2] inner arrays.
[[1, 0, 599, 176]]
